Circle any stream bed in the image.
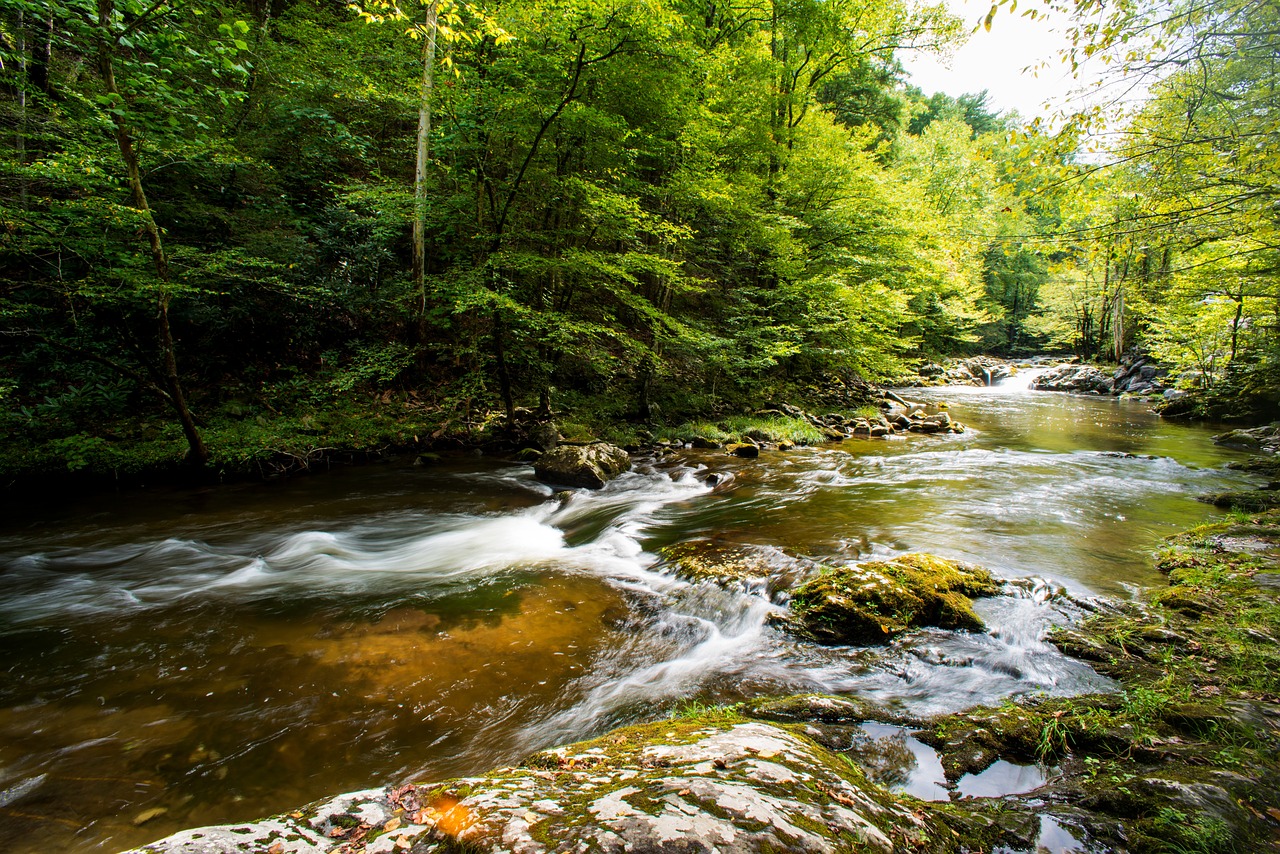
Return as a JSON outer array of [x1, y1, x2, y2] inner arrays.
[[0, 381, 1254, 852]]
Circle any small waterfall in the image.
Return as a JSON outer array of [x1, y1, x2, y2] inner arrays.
[[993, 365, 1055, 391]]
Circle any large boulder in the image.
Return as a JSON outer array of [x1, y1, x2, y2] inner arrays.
[[129, 719, 948, 854], [782, 554, 1001, 645], [533, 443, 631, 489]]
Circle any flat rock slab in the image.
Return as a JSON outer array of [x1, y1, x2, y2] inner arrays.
[[126, 788, 427, 854], [130, 721, 945, 854]]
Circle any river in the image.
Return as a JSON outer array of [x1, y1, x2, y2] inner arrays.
[[0, 379, 1253, 852]]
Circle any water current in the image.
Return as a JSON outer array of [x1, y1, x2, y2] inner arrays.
[[0, 376, 1256, 852]]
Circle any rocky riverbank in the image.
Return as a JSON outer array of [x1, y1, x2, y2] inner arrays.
[[1031, 352, 1172, 399], [520, 399, 967, 488], [129, 508, 1280, 854], [900, 353, 1186, 403], [903, 355, 1023, 387]]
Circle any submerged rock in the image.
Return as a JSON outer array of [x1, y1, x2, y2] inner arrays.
[[657, 540, 810, 594], [782, 554, 1000, 645], [533, 443, 631, 489]]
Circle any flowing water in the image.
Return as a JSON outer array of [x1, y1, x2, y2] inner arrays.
[[0, 379, 1255, 852]]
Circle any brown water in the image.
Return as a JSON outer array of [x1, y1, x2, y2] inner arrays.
[[0, 379, 1254, 852]]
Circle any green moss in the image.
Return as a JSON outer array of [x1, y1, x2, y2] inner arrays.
[[785, 554, 999, 645], [1198, 490, 1280, 511]]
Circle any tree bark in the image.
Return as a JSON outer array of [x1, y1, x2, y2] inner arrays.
[[16, 10, 26, 209], [492, 310, 515, 423], [96, 0, 208, 467], [30, 13, 52, 95], [412, 1, 440, 321]]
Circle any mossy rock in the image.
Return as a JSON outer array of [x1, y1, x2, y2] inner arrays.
[[1152, 587, 1217, 616], [658, 541, 776, 585], [1213, 424, 1280, 453], [783, 554, 1000, 646], [532, 442, 631, 489], [1227, 456, 1280, 479], [743, 693, 921, 727], [658, 541, 810, 595], [1197, 489, 1280, 511]]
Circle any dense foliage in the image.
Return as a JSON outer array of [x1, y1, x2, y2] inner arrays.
[[0, 0, 1276, 478]]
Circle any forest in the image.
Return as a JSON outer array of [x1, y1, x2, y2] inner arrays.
[[1, 0, 1277, 481]]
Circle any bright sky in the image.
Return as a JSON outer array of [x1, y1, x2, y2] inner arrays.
[[898, 0, 1088, 122]]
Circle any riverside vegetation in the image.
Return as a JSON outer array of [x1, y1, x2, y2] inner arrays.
[[4, 0, 1280, 487]]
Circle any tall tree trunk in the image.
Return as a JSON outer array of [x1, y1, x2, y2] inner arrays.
[[30, 13, 52, 95], [1229, 285, 1244, 365], [491, 310, 515, 423], [412, 1, 440, 321], [1113, 284, 1124, 363], [16, 10, 26, 209], [96, 0, 208, 467]]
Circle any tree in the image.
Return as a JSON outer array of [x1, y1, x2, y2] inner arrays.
[[349, 0, 510, 326], [1, 0, 254, 466]]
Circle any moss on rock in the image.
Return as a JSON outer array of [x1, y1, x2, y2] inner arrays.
[[784, 554, 1000, 645], [743, 694, 921, 728], [1197, 489, 1280, 511], [532, 442, 631, 489]]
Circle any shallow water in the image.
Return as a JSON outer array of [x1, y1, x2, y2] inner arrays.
[[0, 380, 1253, 852]]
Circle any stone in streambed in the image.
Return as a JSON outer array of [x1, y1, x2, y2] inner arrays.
[[1197, 490, 1280, 511], [1213, 424, 1280, 453], [659, 540, 776, 585], [533, 442, 631, 489], [745, 694, 921, 727], [781, 554, 1000, 645]]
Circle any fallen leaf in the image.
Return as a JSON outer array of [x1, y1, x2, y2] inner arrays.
[[132, 808, 167, 827], [389, 783, 422, 813], [384, 817, 402, 833], [267, 843, 284, 854], [1268, 807, 1280, 822], [522, 811, 538, 823], [288, 811, 303, 820], [395, 835, 412, 850]]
